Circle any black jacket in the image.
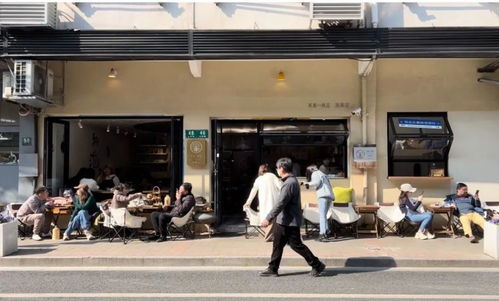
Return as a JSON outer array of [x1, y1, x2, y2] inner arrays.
[[170, 193, 195, 217], [266, 175, 302, 227]]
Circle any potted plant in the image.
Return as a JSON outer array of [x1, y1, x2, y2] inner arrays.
[[484, 217, 499, 259], [0, 212, 17, 257]]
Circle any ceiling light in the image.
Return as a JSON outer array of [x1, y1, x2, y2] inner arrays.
[[106, 124, 110, 133], [108, 68, 118, 78], [477, 78, 499, 86], [277, 71, 286, 81], [133, 132, 137, 138], [78, 119, 83, 129], [116, 126, 120, 134]]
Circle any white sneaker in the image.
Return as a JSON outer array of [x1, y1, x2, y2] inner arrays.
[[425, 232, 435, 239], [84, 229, 96, 240], [63, 233, 70, 241], [415, 231, 427, 240], [32, 234, 42, 241]]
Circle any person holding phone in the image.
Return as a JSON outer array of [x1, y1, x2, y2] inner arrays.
[[398, 184, 435, 240], [444, 183, 485, 243]]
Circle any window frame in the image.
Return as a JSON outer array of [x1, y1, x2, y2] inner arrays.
[[387, 112, 454, 177]]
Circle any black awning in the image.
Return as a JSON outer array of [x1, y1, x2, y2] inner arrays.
[[1, 27, 498, 60]]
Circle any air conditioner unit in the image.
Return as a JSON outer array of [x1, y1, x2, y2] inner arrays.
[[3, 60, 55, 108], [310, 2, 364, 20], [0, 3, 57, 28]]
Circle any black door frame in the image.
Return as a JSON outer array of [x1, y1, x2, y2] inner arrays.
[[44, 116, 183, 198]]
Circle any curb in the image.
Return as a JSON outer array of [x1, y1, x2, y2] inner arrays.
[[1, 256, 498, 268]]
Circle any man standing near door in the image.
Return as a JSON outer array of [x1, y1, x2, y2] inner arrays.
[[260, 157, 326, 277]]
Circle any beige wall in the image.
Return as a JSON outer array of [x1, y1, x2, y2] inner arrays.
[[376, 59, 499, 205], [42, 59, 364, 203]]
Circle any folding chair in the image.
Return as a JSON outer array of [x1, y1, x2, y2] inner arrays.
[[376, 203, 406, 238], [331, 203, 361, 238], [7, 203, 33, 240], [244, 207, 265, 239], [398, 218, 421, 237], [108, 207, 146, 244], [168, 207, 196, 240], [303, 203, 333, 238]]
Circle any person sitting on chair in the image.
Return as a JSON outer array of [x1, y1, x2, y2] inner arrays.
[[110, 184, 143, 209], [148, 183, 196, 242], [17, 186, 54, 241], [398, 183, 435, 240], [63, 184, 99, 241], [444, 182, 485, 244]]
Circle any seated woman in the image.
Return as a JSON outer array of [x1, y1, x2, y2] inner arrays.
[[398, 183, 435, 240], [97, 165, 120, 190], [63, 185, 99, 241], [110, 184, 143, 209]]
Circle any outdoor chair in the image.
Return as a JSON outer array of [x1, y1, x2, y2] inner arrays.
[[7, 203, 33, 240], [376, 202, 406, 237], [331, 202, 361, 238], [484, 201, 499, 214], [108, 207, 146, 244], [303, 203, 333, 238], [243, 207, 265, 239], [398, 218, 421, 237], [168, 207, 196, 240]]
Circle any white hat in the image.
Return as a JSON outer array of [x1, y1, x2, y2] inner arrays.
[[400, 183, 417, 193]]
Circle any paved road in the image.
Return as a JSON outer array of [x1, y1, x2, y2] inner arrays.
[[1, 266, 499, 300]]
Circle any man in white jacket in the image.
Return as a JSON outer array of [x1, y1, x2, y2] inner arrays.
[[243, 164, 282, 241]]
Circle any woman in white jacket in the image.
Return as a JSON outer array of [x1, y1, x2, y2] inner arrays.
[[303, 165, 334, 242], [243, 164, 282, 242]]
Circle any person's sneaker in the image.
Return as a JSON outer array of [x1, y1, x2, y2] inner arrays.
[[259, 268, 279, 277], [470, 236, 480, 244], [311, 262, 326, 277], [415, 231, 427, 240], [62, 233, 70, 241], [32, 234, 42, 241], [425, 232, 436, 239], [84, 230, 96, 241], [156, 236, 167, 243]]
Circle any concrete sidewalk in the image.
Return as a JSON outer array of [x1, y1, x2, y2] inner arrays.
[[1, 233, 497, 268]]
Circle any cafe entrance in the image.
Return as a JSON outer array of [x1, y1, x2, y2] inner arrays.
[[212, 119, 349, 224]]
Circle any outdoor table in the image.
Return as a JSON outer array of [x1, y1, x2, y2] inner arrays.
[[127, 205, 163, 230], [426, 205, 456, 238], [48, 205, 74, 229], [355, 205, 380, 238]]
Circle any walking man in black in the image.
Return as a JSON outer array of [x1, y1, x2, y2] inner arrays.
[[260, 157, 326, 277]]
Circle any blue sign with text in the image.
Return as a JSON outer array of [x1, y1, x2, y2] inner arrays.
[[399, 119, 442, 130]]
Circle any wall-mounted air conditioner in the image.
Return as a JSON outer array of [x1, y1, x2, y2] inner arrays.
[[0, 3, 57, 28], [3, 60, 55, 108], [310, 2, 364, 20]]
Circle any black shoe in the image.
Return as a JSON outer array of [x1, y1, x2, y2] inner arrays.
[[311, 262, 326, 277], [259, 268, 279, 277], [316, 234, 331, 242], [147, 235, 160, 241], [470, 237, 479, 244], [156, 236, 167, 242]]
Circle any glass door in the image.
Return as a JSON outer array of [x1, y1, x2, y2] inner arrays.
[[45, 118, 69, 196]]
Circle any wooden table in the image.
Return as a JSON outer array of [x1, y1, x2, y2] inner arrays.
[[48, 205, 74, 229], [426, 205, 456, 237], [355, 205, 380, 238]]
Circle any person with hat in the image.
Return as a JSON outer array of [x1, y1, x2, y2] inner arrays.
[[398, 183, 435, 240], [63, 184, 99, 241]]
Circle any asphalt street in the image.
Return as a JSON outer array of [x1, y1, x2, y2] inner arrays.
[[1, 266, 499, 300]]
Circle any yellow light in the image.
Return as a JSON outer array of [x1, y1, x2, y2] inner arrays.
[[277, 71, 286, 81], [108, 68, 118, 78]]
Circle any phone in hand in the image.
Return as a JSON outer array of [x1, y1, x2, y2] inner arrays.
[[475, 190, 480, 195]]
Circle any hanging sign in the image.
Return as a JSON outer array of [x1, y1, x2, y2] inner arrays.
[[353, 146, 376, 169], [399, 119, 442, 130], [186, 129, 209, 139]]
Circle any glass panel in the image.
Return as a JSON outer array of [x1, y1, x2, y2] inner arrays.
[[0, 102, 19, 126], [221, 123, 257, 134], [262, 145, 346, 178], [391, 161, 446, 177], [222, 134, 258, 151], [0, 132, 19, 164], [262, 121, 347, 134], [391, 116, 449, 135], [391, 138, 450, 160], [262, 135, 346, 146]]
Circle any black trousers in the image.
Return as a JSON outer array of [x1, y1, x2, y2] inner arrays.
[[269, 223, 320, 272], [150, 212, 173, 236]]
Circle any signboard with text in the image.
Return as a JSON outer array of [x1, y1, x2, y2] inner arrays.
[[399, 119, 442, 130], [185, 129, 209, 139]]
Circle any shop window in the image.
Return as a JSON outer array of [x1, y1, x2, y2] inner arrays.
[[0, 102, 19, 127], [262, 120, 348, 178], [0, 132, 19, 164], [388, 113, 453, 177]]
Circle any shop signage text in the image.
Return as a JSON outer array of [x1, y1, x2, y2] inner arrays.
[[186, 129, 209, 139], [399, 119, 443, 130]]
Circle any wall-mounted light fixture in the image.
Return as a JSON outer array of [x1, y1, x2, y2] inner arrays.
[[277, 71, 286, 81], [108, 68, 118, 78]]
